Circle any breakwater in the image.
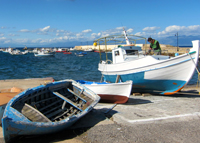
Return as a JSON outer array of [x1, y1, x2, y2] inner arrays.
[[74, 44, 191, 54]]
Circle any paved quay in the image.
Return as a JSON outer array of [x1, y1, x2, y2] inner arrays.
[[1, 83, 200, 143]]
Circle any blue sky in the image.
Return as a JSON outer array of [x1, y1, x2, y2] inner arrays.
[[0, 0, 200, 47]]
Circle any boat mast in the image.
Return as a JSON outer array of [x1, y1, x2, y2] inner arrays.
[[123, 27, 131, 45]]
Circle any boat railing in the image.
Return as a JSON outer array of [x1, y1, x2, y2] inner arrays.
[[123, 50, 146, 59], [145, 49, 169, 56], [100, 59, 113, 64]]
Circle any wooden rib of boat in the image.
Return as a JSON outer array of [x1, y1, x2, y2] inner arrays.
[[76, 80, 132, 104], [2, 79, 100, 143]]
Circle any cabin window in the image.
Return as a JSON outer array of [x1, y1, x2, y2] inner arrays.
[[115, 51, 120, 56], [126, 50, 138, 55]]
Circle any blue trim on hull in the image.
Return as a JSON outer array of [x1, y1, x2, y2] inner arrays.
[[103, 73, 186, 94]]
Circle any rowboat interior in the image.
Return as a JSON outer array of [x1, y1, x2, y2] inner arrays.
[[11, 81, 94, 122]]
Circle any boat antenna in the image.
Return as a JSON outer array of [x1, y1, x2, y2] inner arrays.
[[123, 27, 131, 45]]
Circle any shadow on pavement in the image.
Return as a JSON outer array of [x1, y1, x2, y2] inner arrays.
[[163, 90, 200, 98], [12, 108, 115, 143], [125, 98, 152, 105]]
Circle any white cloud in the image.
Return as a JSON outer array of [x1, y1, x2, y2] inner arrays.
[[40, 26, 50, 32], [76, 33, 83, 37], [143, 26, 160, 32], [2, 25, 200, 47], [82, 29, 92, 33], [4, 40, 11, 43], [56, 30, 65, 33], [0, 37, 7, 40], [8, 33, 19, 36], [19, 29, 29, 32], [135, 32, 146, 36], [127, 28, 133, 33], [1, 27, 7, 29], [157, 25, 200, 37], [116, 27, 124, 30]]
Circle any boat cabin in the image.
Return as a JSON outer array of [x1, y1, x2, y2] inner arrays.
[[112, 45, 170, 64], [112, 45, 144, 64]]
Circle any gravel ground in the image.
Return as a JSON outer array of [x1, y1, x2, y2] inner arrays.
[[1, 85, 200, 143], [1, 108, 200, 143], [3, 118, 200, 143]]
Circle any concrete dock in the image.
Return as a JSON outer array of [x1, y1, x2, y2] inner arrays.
[[0, 77, 54, 90], [0, 81, 200, 143]]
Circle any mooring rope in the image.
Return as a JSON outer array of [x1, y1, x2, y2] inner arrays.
[[187, 53, 200, 88]]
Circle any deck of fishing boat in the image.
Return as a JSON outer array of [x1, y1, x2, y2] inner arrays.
[[1, 79, 200, 142]]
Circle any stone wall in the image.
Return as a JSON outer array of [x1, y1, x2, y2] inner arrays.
[[74, 44, 191, 54]]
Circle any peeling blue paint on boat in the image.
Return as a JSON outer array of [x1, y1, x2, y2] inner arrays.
[[2, 79, 100, 143]]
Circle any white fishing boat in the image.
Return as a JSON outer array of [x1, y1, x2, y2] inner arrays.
[[70, 47, 75, 51], [30, 48, 39, 53], [2, 47, 12, 53], [55, 48, 68, 52], [84, 48, 93, 52], [21, 50, 29, 55], [10, 49, 23, 55], [76, 80, 132, 103], [34, 50, 55, 57], [95, 31, 199, 95]]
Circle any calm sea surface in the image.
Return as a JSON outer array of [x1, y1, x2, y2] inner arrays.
[[0, 50, 198, 85], [0, 51, 110, 82]]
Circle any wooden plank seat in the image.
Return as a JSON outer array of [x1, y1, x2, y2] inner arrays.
[[67, 88, 86, 103], [53, 92, 83, 112], [21, 103, 51, 122]]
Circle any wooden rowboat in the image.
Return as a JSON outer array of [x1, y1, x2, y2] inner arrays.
[[2, 79, 100, 143]]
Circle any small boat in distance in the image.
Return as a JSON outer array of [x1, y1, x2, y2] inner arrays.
[[2, 79, 100, 143], [55, 48, 69, 52], [10, 49, 23, 55], [75, 52, 87, 56], [84, 48, 93, 52], [34, 50, 55, 57], [63, 52, 72, 54], [76, 80, 133, 104], [69, 47, 75, 51]]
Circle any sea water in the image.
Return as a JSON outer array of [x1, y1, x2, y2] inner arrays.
[[0, 51, 109, 82], [0, 51, 198, 85]]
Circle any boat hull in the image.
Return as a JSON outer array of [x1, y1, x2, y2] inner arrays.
[[98, 40, 199, 95], [76, 80, 132, 103], [98, 94, 129, 104], [0, 104, 6, 124], [34, 53, 55, 57], [2, 80, 100, 143], [63, 52, 72, 54]]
